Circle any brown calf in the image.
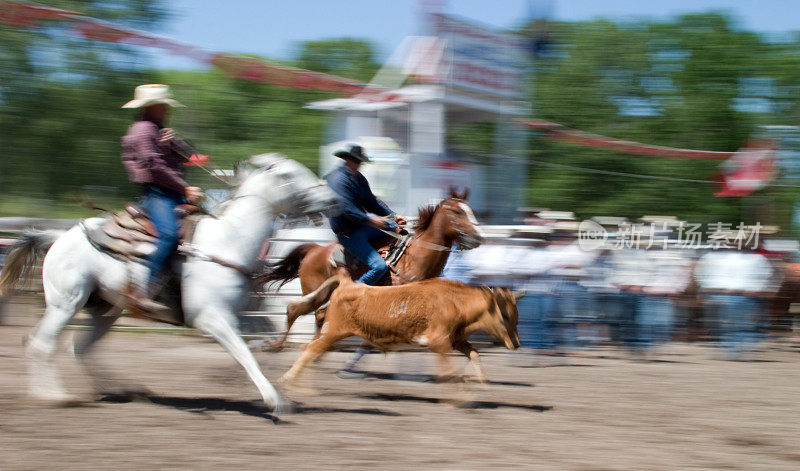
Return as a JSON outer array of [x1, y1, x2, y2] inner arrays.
[[280, 270, 520, 386]]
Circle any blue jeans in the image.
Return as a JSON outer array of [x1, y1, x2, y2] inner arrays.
[[704, 294, 763, 353], [337, 225, 391, 285], [555, 280, 594, 348], [618, 292, 642, 347], [517, 293, 557, 350], [595, 292, 623, 342], [141, 186, 184, 283], [637, 295, 675, 348]]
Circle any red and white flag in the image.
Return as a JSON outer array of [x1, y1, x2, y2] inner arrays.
[[714, 139, 777, 197]]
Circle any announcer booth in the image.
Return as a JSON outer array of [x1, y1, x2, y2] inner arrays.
[[308, 12, 530, 223]]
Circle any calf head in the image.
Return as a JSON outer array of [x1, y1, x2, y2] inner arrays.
[[484, 287, 521, 350]]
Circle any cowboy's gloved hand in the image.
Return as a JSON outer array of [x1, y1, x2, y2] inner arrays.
[[384, 220, 400, 232], [394, 215, 408, 226], [185, 186, 203, 205]]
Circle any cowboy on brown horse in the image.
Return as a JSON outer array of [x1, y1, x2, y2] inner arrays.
[[324, 144, 408, 286]]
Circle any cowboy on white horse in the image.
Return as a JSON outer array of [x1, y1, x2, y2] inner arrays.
[[120, 84, 203, 314], [0, 97, 340, 413]]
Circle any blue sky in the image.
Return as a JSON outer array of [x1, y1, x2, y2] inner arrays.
[[153, 0, 800, 69]]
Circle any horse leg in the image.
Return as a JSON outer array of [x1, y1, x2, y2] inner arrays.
[[452, 338, 488, 384], [268, 276, 337, 351], [192, 308, 289, 413], [266, 306, 301, 351], [73, 303, 147, 398], [267, 299, 322, 351], [26, 294, 88, 402]]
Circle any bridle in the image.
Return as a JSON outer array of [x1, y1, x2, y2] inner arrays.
[[185, 162, 330, 276], [379, 198, 479, 254]]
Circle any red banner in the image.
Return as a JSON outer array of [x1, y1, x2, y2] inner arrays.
[[0, 1, 75, 27], [714, 139, 776, 197], [522, 120, 736, 160], [0, 1, 371, 95]]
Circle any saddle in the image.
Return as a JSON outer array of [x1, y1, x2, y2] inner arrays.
[[83, 203, 201, 261], [330, 233, 413, 285], [82, 203, 203, 326]]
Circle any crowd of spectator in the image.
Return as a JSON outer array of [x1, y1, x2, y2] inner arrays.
[[441, 217, 793, 360]]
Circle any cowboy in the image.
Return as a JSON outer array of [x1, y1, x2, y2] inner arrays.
[[325, 144, 407, 285], [120, 84, 203, 307]]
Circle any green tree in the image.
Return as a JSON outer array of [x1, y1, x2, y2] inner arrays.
[[0, 1, 167, 215], [296, 38, 379, 83], [524, 13, 800, 225]]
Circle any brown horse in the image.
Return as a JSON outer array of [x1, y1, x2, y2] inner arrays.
[[261, 188, 484, 349]]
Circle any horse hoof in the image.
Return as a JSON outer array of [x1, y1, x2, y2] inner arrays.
[[435, 374, 464, 384], [272, 399, 296, 416], [96, 389, 150, 403], [278, 376, 318, 397], [335, 369, 366, 380], [29, 393, 86, 408], [263, 341, 285, 353]]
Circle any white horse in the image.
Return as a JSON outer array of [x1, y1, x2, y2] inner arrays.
[[0, 154, 339, 414]]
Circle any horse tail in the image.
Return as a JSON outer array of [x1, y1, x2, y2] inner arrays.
[[257, 243, 318, 289], [0, 229, 60, 297]]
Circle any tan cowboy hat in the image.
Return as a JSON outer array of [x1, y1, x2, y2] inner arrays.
[[121, 84, 185, 109]]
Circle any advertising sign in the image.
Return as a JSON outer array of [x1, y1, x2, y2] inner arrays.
[[429, 13, 526, 98]]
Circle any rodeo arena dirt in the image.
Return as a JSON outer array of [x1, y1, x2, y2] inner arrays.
[[3, 218, 800, 471]]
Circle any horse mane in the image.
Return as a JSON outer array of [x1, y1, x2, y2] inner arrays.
[[412, 187, 466, 234], [413, 202, 441, 234]]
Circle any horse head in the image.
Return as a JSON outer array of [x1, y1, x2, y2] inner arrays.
[[237, 153, 341, 222], [437, 187, 484, 250]]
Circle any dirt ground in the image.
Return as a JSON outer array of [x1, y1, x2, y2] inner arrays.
[[2, 299, 800, 470]]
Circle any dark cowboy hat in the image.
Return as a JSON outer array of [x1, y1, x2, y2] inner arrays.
[[334, 144, 371, 163]]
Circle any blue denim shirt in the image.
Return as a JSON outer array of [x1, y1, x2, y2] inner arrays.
[[325, 165, 393, 235]]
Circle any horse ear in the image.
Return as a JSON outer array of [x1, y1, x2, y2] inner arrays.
[[233, 160, 250, 182], [448, 186, 458, 198], [460, 188, 470, 200]]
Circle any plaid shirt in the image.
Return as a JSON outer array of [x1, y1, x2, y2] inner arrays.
[[121, 119, 188, 194]]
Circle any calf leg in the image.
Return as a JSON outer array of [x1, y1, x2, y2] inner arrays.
[[314, 306, 327, 333], [453, 338, 488, 384], [280, 329, 347, 385], [428, 336, 477, 406], [427, 334, 459, 383]]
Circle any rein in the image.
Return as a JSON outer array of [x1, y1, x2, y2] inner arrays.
[[171, 136, 234, 187], [378, 199, 474, 254], [375, 201, 476, 282], [378, 228, 463, 253], [179, 243, 253, 278]]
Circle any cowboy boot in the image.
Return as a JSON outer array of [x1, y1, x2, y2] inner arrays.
[[123, 280, 181, 325]]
